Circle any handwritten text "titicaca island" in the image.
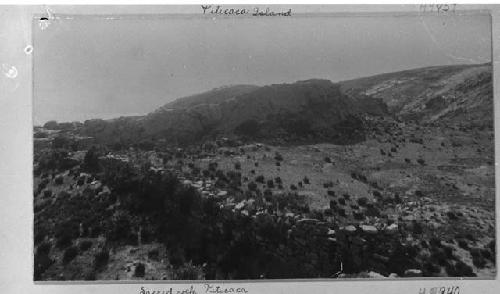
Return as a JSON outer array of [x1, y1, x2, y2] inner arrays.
[[201, 5, 291, 16]]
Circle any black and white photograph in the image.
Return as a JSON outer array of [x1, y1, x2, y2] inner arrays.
[[31, 6, 496, 281]]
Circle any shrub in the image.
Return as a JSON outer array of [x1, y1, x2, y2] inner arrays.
[[34, 254, 53, 280], [451, 260, 475, 277], [173, 262, 204, 280], [431, 248, 448, 266], [365, 206, 380, 217], [443, 246, 454, 259], [342, 194, 350, 200], [94, 249, 110, 269], [290, 184, 297, 191], [134, 263, 146, 277], [473, 255, 486, 268], [54, 176, 64, 185], [266, 180, 274, 188], [148, 249, 160, 260], [324, 157, 332, 163], [62, 246, 78, 264], [43, 189, 52, 198], [417, 158, 426, 166], [274, 153, 283, 161], [303, 177, 310, 184], [422, 261, 441, 276], [36, 242, 51, 256], [457, 239, 469, 250], [234, 162, 241, 170], [353, 211, 364, 220], [323, 181, 333, 188], [56, 235, 73, 249], [247, 182, 257, 191], [255, 175, 265, 184], [327, 190, 336, 197], [84, 270, 96, 281], [357, 197, 368, 206], [79, 240, 93, 252], [338, 198, 346, 205], [447, 211, 458, 220]]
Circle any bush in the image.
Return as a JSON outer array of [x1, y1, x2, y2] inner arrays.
[[473, 255, 486, 268], [365, 205, 380, 217], [56, 235, 73, 249], [84, 270, 96, 281], [290, 184, 297, 191], [36, 242, 51, 256], [34, 254, 53, 280], [431, 248, 448, 266], [457, 239, 469, 250], [54, 176, 64, 185], [303, 177, 310, 184], [234, 162, 241, 170], [353, 211, 364, 220], [255, 175, 265, 184], [134, 263, 146, 277], [94, 249, 110, 269], [447, 211, 458, 220], [62, 246, 78, 264], [79, 240, 93, 252], [447, 260, 476, 277], [338, 198, 346, 205], [173, 262, 204, 280], [148, 249, 160, 260], [357, 197, 368, 206], [422, 261, 441, 276], [43, 189, 52, 198], [417, 158, 426, 166], [266, 180, 274, 188], [324, 157, 332, 163], [247, 182, 257, 191]]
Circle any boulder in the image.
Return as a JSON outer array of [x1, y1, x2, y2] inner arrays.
[[404, 269, 422, 277], [361, 225, 378, 234]]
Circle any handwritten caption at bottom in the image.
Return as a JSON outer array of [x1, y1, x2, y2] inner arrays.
[[140, 284, 248, 294]]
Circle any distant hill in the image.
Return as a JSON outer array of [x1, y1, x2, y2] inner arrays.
[[79, 63, 492, 147], [161, 84, 260, 110]]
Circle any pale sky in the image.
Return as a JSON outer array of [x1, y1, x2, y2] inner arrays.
[[34, 13, 491, 125]]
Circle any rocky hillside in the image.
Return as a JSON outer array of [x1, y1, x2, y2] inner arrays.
[[80, 63, 492, 147], [340, 63, 493, 126]]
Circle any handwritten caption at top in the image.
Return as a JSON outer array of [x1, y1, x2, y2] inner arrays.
[[201, 5, 291, 17]]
